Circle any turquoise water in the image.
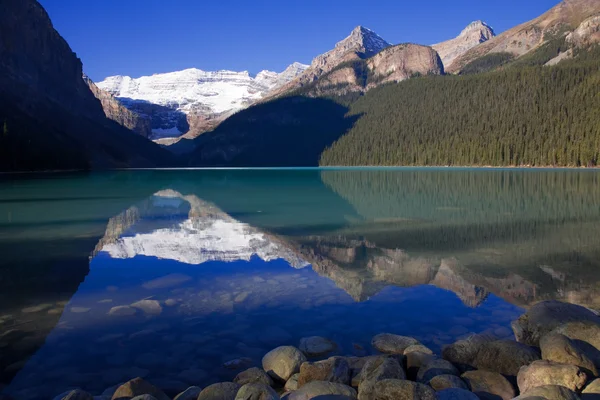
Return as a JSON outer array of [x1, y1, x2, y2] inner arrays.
[[1, 169, 599, 399]]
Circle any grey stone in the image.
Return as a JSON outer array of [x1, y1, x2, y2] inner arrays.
[[406, 352, 437, 381], [111, 378, 169, 400], [299, 336, 336, 357], [461, 370, 516, 400], [514, 385, 580, 400], [262, 346, 307, 382], [284, 374, 299, 392], [358, 356, 405, 400], [235, 383, 279, 400], [417, 359, 459, 384], [287, 382, 357, 400], [541, 333, 598, 376], [517, 360, 588, 393], [372, 334, 420, 355], [442, 334, 495, 372], [404, 345, 433, 355], [473, 339, 541, 376], [197, 383, 241, 400], [429, 375, 468, 391], [234, 368, 274, 387]]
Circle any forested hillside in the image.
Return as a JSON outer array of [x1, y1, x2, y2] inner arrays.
[[320, 50, 600, 167]]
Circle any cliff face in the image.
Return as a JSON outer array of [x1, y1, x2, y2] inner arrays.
[[0, 0, 173, 171], [448, 0, 600, 73], [566, 14, 600, 45], [84, 76, 152, 138], [432, 21, 495, 68]]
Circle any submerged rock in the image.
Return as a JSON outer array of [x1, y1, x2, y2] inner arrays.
[[262, 346, 307, 382], [288, 382, 356, 400], [511, 301, 600, 347], [517, 360, 588, 393], [234, 367, 274, 387], [235, 383, 279, 400], [298, 356, 351, 386], [370, 379, 436, 400], [197, 383, 241, 400], [473, 339, 541, 376], [404, 344, 433, 355], [299, 336, 336, 357], [461, 370, 516, 400], [371, 333, 420, 355], [111, 378, 169, 400]]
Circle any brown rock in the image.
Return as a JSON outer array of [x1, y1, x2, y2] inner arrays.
[[584, 378, 600, 398], [284, 374, 299, 392], [462, 370, 516, 400], [234, 367, 274, 387], [473, 339, 541, 376], [404, 345, 433, 355], [541, 333, 599, 376], [417, 359, 459, 383], [358, 356, 405, 400], [197, 383, 241, 400], [372, 334, 420, 355], [262, 346, 307, 382], [297, 357, 351, 387], [111, 378, 170, 400], [442, 334, 495, 372], [287, 381, 357, 400], [518, 360, 588, 393], [514, 385, 580, 400], [173, 386, 202, 400], [234, 383, 279, 400], [370, 379, 436, 400], [429, 375, 469, 391]]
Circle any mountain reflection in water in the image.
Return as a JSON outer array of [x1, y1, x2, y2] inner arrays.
[[1, 169, 600, 399]]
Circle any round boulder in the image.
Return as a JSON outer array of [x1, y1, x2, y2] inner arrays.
[[372, 334, 420, 355], [298, 357, 351, 387], [514, 385, 580, 400], [234, 383, 279, 400], [234, 368, 274, 387], [406, 352, 437, 380], [417, 359, 459, 383], [197, 383, 241, 400], [551, 320, 600, 353], [517, 360, 588, 393], [173, 387, 202, 400], [111, 378, 170, 400], [511, 301, 600, 347], [540, 333, 598, 376], [436, 388, 479, 400], [284, 374, 299, 392], [287, 382, 357, 400], [370, 379, 436, 400], [584, 378, 600, 395], [442, 334, 495, 372], [404, 345, 433, 355], [473, 339, 541, 376], [429, 375, 468, 391], [358, 356, 405, 400], [299, 336, 336, 357], [461, 370, 516, 400], [262, 346, 307, 382]]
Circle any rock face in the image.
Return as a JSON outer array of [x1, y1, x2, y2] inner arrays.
[[0, 0, 173, 171], [566, 15, 600, 46], [432, 21, 495, 68], [97, 64, 307, 141], [85, 76, 152, 138], [262, 346, 307, 382], [448, 0, 600, 72], [517, 360, 588, 393]]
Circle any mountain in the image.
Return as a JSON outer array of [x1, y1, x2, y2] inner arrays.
[[96, 63, 308, 141], [448, 0, 600, 73], [432, 21, 495, 68], [0, 0, 174, 171], [268, 26, 392, 97]]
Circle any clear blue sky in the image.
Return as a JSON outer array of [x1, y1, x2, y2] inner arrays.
[[39, 0, 559, 82]]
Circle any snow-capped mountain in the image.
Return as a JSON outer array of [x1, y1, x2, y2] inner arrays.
[[432, 21, 495, 69], [96, 63, 308, 140]]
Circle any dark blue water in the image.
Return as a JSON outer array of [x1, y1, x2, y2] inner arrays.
[[1, 169, 599, 399]]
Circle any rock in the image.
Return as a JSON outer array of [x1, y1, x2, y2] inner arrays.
[[370, 379, 436, 400], [299, 336, 336, 357], [514, 385, 580, 400], [197, 383, 241, 400], [442, 334, 495, 372], [551, 321, 600, 355], [473, 339, 541, 376], [406, 352, 437, 381], [111, 378, 169, 400], [511, 301, 600, 347], [517, 360, 588, 393], [429, 375, 468, 391], [108, 306, 137, 317], [372, 334, 420, 355], [540, 333, 599, 376], [131, 396, 157, 400], [235, 368, 274, 387], [262, 346, 307, 382], [21, 303, 53, 313], [298, 357, 351, 387], [584, 379, 600, 399], [284, 374, 299, 392], [235, 383, 279, 400], [287, 382, 357, 400], [404, 345, 433, 355], [358, 356, 405, 400], [417, 359, 459, 384], [461, 370, 516, 400], [60, 389, 94, 400], [131, 300, 162, 316], [224, 358, 252, 370], [436, 388, 479, 400], [173, 386, 202, 400]]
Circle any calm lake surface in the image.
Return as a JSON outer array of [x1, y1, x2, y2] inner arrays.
[[1, 168, 599, 399]]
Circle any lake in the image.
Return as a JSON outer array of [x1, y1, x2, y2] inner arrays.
[[1, 168, 599, 399]]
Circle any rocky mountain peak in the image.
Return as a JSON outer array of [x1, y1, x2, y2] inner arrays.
[[432, 20, 496, 68], [334, 25, 392, 57]]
